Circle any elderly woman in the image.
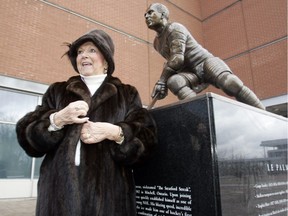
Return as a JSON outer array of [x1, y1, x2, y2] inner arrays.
[[16, 29, 157, 216]]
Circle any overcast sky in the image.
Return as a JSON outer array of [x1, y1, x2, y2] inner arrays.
[[213, 100, 287, 160]]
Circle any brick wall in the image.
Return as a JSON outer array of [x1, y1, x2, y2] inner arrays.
[[201, 0, 287, 100], [0, 0, 286, 107]]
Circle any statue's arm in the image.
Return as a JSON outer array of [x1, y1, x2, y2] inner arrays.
[[159, 28, 187, 82]]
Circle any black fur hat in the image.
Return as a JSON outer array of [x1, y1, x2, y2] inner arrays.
[[67, 29, 115, 75]]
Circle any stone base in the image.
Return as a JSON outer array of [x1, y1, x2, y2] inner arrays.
[[134, 93, 287, 216]]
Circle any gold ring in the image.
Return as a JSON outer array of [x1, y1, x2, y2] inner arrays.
[[86, 133, 90, 139]]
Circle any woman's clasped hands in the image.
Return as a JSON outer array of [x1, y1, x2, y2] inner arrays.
[[53, 100, 121, 144], [54, 100, 89, 127]]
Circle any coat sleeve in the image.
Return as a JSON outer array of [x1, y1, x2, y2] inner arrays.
[[15, 83, 66, 157], [110, 85, 157, 166]]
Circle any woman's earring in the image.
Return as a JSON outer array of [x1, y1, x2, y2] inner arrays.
[[104, 61, 108, 74]]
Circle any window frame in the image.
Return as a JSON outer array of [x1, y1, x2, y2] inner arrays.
[[0, 75, 48, 180]]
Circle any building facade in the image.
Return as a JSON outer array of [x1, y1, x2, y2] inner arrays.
[[0, 0, 287, 198]]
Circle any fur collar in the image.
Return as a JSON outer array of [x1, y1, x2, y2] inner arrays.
[[66, 75, 119, 108]]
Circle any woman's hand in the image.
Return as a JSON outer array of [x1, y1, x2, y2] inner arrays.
[[80, 121, 121, 144], [54, 100, 89, 127]]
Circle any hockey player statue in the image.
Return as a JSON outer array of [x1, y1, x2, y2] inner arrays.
[[145, 3, 265, 110]]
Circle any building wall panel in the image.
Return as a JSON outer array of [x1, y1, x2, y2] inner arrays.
[[242, 0, 287, 48], [250, 40, 287, 99], [203, 3, 248, 59], [200, 0, 238, 19]]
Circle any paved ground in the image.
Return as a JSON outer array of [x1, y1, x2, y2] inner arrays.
[[0, 198, 36, 216]]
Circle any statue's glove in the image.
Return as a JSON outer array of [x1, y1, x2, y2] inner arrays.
[[151, 81, 168, 100]]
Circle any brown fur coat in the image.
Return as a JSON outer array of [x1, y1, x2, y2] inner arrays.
[[16, 75, 157, 216]]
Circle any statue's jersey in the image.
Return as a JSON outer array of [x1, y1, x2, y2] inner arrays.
[[153, 22, 214, 72]]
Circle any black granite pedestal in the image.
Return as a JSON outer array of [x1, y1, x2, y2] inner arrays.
[[134, 93, 287, 216]]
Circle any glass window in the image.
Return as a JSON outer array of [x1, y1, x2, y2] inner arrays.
[[0, 88, 43, 179], [0, 123, 31, 178], [34, 157, 43, 178], [0, 89, 38, 123]]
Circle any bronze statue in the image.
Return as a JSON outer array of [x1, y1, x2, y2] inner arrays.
[[145, 3, 265, 109]]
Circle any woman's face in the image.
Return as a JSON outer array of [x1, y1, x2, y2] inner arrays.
[[76, 41, 106, 76]]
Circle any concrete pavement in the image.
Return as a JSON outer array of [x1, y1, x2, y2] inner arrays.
[[0, 198, 36, 216]]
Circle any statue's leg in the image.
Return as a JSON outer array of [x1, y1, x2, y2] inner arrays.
[[217, 73, 265, 109], [167, 73, 199, 100], [235, 85, 265, 110], [203, 57, 265, 109]]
